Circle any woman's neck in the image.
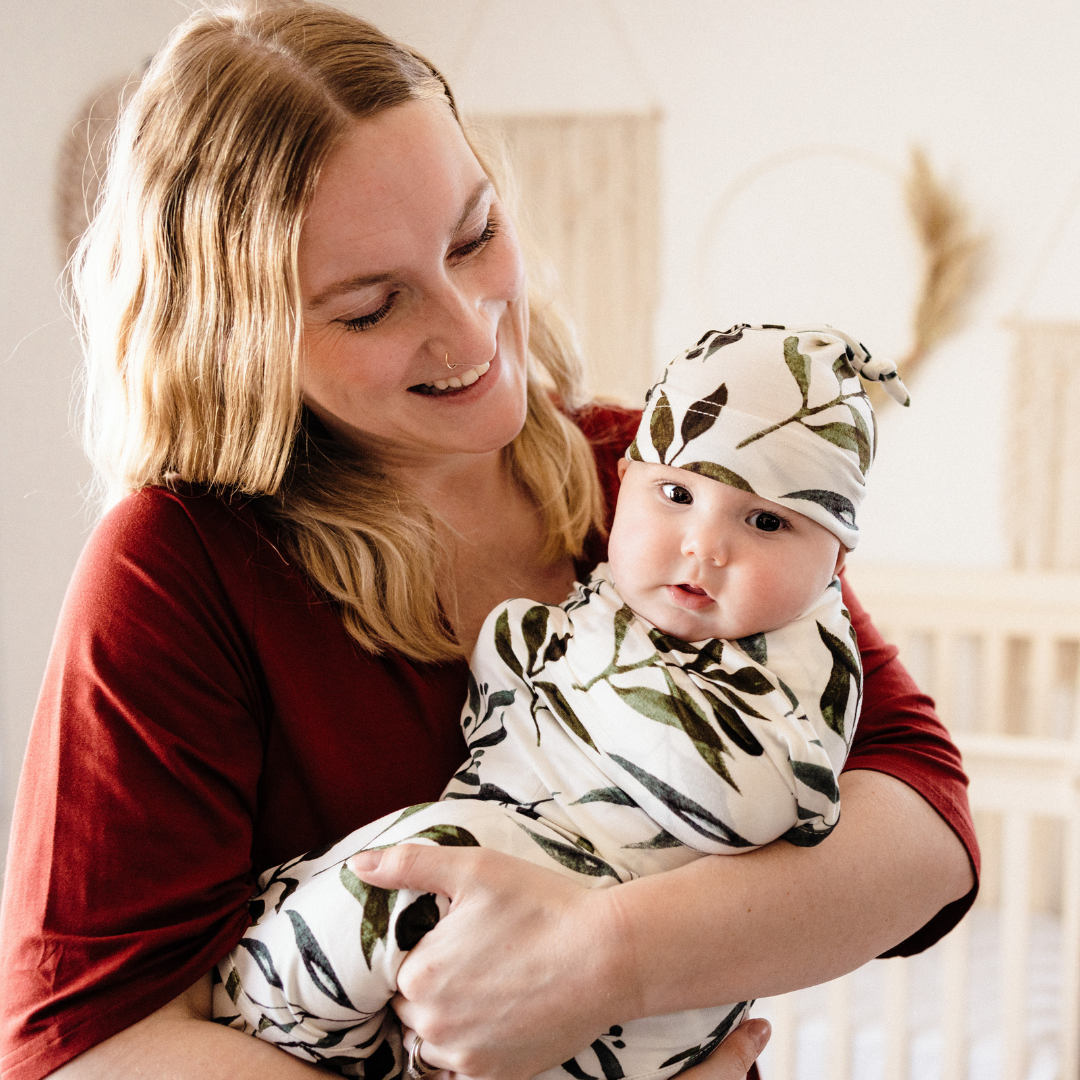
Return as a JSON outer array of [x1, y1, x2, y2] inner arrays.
[[390, 447, 515, 540], [391, 448, 577, 654]]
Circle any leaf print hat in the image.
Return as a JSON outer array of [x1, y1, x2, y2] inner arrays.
[[626, 323, 909, 550]]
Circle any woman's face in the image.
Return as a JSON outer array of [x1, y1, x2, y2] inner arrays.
[[297, 98, 529, 467]]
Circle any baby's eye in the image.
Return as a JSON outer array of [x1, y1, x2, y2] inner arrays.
[[661, 483, 693, 505], [750, 511, 784, 533]]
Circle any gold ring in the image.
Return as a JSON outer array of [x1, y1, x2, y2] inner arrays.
[[406, 1035, 437, 1079]]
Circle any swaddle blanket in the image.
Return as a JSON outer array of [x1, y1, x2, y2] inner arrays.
[[214, 564, 861, 1079]]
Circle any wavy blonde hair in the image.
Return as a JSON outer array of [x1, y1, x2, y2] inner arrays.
[[73, 0, 605, 662]]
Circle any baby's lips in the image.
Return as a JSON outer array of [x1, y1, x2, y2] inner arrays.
[[675, 583, 709, 596]]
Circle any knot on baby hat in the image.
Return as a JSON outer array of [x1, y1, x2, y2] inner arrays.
[[626, 324, 908, 549]]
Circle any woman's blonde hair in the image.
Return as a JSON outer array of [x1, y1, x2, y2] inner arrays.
[[73, 0, 605, 662]]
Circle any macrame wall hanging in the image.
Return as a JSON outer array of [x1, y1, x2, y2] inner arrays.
[[694, 145, 987, 407], [54, 68, 145, 265], [1004, 176, 1080, 572], [468, 111, 660, 405]]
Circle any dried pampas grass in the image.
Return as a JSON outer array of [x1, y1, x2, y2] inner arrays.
[[900, 146, 988, 383]]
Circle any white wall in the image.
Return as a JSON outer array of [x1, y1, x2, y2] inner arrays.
[[4, 0, 1080, 853]]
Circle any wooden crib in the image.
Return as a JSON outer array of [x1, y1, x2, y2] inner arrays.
[[754, 564, 1080, 1080]]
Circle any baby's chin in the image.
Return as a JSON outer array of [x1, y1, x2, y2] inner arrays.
[[626, 598, 762, 644]]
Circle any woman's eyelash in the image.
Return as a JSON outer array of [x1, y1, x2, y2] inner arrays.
[[340, 292, 398, 333], [453, 219, 499, 259]]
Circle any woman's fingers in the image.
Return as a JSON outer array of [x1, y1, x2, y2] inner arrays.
[[363, 846, 629, 1080], [348, 843, 477, 898], [681, 1019, 771, 1080], [401, 1025, 455, 1080], [397, 999, 768, 1080]]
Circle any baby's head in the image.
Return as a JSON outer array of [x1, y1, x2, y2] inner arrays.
[[608, 324, 908, 642]]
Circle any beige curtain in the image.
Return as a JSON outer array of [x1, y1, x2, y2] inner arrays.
[[1006, 320, 1080, 570], [471, 112, 661, 405]]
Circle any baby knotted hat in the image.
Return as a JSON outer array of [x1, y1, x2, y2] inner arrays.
[[626, 324, 909, 550]]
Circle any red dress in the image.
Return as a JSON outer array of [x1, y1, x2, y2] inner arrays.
[[0, 405, 978, 1080]]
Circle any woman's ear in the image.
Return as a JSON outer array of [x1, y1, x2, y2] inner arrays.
[[834, 546, 848, 575], [617, 458, 629, 481]]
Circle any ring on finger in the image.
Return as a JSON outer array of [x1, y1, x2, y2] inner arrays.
[[406, 1034, 437, 1079]]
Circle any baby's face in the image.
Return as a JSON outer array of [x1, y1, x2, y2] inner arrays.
[[608, 460, 846, 642]]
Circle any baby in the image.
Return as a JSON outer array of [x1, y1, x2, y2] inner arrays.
[[213, 323, 909, 1080]]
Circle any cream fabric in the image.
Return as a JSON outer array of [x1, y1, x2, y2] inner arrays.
[[627, 323, 908, 549]]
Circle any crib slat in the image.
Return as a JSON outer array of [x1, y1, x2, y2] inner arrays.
[[827, 975, 852, 1080], [1000, 811, 1032, 1080], [762, 993, 796, 1080], [1060, 816, 1080, 1080], [940, 916, 970, 1080], [934, 634, 955, 729], [984, 633, 1007, 735], [1029, 634, 1055, 736], [882, 958, 909, 1080]]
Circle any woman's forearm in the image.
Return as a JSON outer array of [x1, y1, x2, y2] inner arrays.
[[610, 769, 975, 1021], [50, 972, 322, 1080]]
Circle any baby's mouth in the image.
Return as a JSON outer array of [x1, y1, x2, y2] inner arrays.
[[409, 360, 491, 396], [667, 582, 715, 610]]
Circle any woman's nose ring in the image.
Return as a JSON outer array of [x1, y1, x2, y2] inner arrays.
[[445, 352, 464, 370]]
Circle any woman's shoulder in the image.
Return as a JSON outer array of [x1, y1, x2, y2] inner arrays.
[[571, 401, 642, 448], [82, 484, 295, 604], [569, 402, 641, 540], [92, 483, 271, 558]]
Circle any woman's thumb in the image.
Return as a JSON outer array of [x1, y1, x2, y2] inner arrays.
[[348, 842, 473, 897], [725, 1018, 770, 1076]]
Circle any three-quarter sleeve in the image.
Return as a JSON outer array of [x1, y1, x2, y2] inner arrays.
[[0, 493, 266, 1080], [840, 575, 980, 954]]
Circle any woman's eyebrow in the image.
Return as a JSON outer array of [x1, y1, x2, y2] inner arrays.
[[307, 180, 495, 311], [451, 179, 494, 236], [308, 271, 394, 310]]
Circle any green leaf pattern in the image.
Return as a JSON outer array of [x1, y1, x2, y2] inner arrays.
[[214, 563, 859, 1077], [634, 326, 879, 546]]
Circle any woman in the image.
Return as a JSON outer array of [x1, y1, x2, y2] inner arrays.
[[0, 3, 977, 1079]]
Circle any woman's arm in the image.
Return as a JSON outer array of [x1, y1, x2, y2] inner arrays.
[[49, 973, 321, 1079], [49, 974, 769, 1080], [354, 768, 971, 1080]]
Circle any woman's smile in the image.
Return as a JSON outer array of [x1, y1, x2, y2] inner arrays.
[[408, 359, 493, 396]]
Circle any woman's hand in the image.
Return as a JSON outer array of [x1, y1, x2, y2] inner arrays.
[[352, 844, 634, 1080], [352, 843, 773, 1080], [681, 1020, 771, 1079]]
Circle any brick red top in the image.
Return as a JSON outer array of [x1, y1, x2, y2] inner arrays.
[[0, 405, 977, 1080]]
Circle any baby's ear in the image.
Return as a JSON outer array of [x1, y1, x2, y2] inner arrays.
[[617, 458, 630, 481], [834, 546, 848, 575]]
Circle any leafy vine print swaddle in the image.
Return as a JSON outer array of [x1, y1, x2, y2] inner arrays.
[[213, 324, 902, 1079]]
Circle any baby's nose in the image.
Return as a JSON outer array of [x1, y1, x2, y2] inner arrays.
[[683, 529, 729, 566]]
